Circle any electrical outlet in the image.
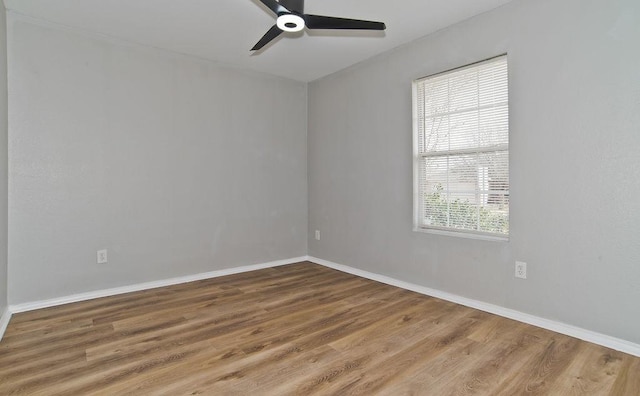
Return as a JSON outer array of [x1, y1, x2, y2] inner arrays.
[[315, 230, 321, 241], [97, 249, 108, 264], [515, 261, 527, 279]]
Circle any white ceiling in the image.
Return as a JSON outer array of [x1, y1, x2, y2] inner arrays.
[[4, 0, 514, 82]]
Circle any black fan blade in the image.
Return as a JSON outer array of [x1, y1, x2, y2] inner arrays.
[[279, 0, 304, 13], [304, 14, 386, 30], [251, 25, 283, 51], [257, 0, 290, 15]]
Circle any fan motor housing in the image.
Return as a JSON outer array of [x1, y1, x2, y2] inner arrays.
[[277, 14, 305, 32]]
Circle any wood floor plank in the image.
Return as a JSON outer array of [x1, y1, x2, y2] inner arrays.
[[114, 287, 414, 394], [376, 321, 543, 395], [546, 343, 627, 395], [303, 309, 491, 395], [611, 355, 640, 394], [0, 262, 638, 395], [494, 334, 582, 395]]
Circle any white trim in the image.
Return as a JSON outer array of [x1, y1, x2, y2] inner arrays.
[[9, 257, 307, 314], [419, 144, 509, 158], [5, 255, 639, 358], [0, 307, 11, 342], [412, 79, 421, 231], [307, 256, 640, 358], [413, 226, 509, 242]]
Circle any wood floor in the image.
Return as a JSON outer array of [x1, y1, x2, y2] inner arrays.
[[0, 262, 638, 395]]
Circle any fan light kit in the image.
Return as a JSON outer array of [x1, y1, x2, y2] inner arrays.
[[251, 0, 386, 51], [277, 14, 305, 32]]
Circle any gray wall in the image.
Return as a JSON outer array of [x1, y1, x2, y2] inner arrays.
[[308, 0, 640, 344], [0, 5, 7, 313], [8, 16, 308, 304]]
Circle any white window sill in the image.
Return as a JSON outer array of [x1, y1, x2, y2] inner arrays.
[[413, 227, 509, 242]]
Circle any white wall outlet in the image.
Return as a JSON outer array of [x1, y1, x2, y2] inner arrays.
[[315, 230, 321, 241], [97, 249, 108, 264], [515, 261, 527, 279]]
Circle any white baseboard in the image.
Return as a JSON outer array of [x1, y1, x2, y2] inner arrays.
[[307, 256, 640, 358], [0, 307, 11, 342], [9, 256, 308, 314], [5, 254, 639, 358]]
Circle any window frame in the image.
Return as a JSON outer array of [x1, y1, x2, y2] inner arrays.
[[412, 55, 510, 242]]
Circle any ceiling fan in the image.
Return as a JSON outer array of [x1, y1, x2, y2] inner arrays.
[[251, 0, 386, 51]]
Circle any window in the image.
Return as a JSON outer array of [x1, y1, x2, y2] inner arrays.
[[413, 55, 509, 240]]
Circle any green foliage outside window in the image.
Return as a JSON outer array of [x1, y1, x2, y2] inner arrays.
[[425, 184, 509, 235]]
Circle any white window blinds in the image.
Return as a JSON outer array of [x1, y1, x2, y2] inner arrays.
[[413, 55, 509, 238]]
